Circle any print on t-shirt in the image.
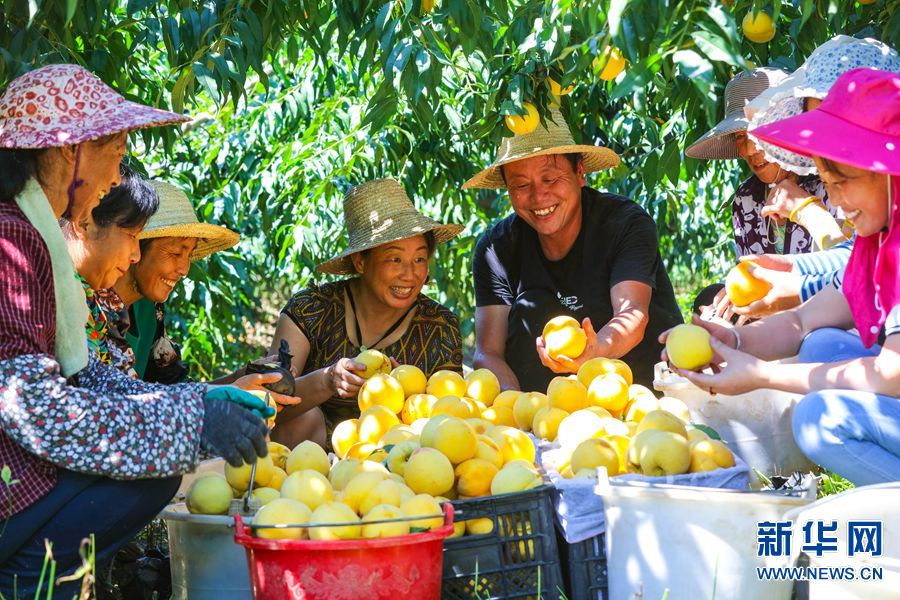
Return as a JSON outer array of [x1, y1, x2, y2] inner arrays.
[[557, 291, 582, 311]]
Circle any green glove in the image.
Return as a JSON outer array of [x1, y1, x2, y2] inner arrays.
[[205, 386, 276, 420]]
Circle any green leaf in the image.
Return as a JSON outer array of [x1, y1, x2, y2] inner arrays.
[[692, 424, 722, 441], [65, 0, 77, 25], [1, 464, 11, 485]]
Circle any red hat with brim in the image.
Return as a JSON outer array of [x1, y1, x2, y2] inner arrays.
[[750, 68, 900, 176], [0, 63, 190, 149]]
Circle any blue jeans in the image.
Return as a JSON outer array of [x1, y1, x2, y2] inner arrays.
[[792, 328, 900, 486], [0, 469, 180, 597]]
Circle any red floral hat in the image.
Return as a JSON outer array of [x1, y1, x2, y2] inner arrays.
[[0, 64, 190, 149]]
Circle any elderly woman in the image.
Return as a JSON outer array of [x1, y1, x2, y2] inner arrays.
[[0, 65, 269, 595], [269, 179, 464, 448], [96, 180, 238, 382], [61, 165, 156, 374], [83, 178, 294, 406]]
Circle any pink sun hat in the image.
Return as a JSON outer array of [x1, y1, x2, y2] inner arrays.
[[750, 68, 900, 175], [0, 63, 190, 149]]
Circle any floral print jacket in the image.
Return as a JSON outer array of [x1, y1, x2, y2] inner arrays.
[[0, 353, 206, 482]]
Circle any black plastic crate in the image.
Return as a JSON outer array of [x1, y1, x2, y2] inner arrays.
[[561, 532, 607, 600], [443, 485, 565, 599]]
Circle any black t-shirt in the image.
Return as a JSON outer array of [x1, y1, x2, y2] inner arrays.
[[473, 186, 683, 390]]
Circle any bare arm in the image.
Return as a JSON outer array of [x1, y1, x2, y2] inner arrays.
[[537, 280, 651, 373], [269, 314, 366, 417], [736, 285, 854, 360], [663, 286, 894, 396], [473, 305, 521, 391]]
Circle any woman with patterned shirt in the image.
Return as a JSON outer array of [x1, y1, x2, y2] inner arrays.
[[269, 179, 464, 448], [61, 165, 157, 376], [0, 65, 271, 595]]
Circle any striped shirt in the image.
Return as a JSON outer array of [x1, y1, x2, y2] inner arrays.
[[794, 239, 854, 302]]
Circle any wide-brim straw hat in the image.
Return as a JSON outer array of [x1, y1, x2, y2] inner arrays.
[[745, 35, 899, 176], [0, 64, 189, 148], [462, 107, 620, 189], [139, 181, 239, 261], [316, 178, 463, 275], [686, 67, 789, 160]]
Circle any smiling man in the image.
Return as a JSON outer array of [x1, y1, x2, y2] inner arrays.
[[465, 108, 682, 392]]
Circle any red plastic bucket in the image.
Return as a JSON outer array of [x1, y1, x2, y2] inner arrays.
[[234, 504, 454, 600]]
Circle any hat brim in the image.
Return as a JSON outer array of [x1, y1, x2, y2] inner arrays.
[[751, 109, 900, 176], [316, 221, 464, 275], [685, 112, 748, 160], [139, 222, 240, 261], [0, 99, 190, 149], [462, 144, 620, 190]]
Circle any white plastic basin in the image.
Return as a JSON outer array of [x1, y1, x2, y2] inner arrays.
[[596, 478, 813, 600]]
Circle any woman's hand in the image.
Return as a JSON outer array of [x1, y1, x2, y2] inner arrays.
[[658, 315, 739, 364], [232, 372, 302, 411], [761, 178, 809, 223], [670, 336, 770, 396], [536, 317, 598, 373], [324, 358, 368, 398], [731, 263, 802, 318], [701, 287, 750, 327]]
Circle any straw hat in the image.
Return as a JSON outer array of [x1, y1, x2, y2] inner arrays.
[[685, 68, 789, 160], [462, 107, 620, 189], [316, 179, 463, 275], [0, 64, 189, 149], [139, 181, 239, 261]]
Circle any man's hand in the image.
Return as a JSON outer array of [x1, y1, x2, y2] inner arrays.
[[536, 317, 598, 373], [731, 263, 802, 318]]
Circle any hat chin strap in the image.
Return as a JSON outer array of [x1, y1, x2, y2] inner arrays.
[[62, 145, 84, 221]]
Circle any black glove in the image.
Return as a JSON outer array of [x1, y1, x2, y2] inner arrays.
[[200, 397, 269, 467]]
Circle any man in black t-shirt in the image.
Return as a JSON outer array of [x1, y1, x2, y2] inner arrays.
[[464, 109, 683, 392]]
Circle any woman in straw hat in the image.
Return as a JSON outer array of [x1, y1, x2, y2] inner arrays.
[[0, 65, 271, 594], [268, 178, 464, 448], [466, 107, 682, 393], [664, 68, 900, 485], [97, 179, 241, 383]]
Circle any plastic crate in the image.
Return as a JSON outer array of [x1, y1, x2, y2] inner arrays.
[[442, 485, 565, 599], [561, 532, 607, 600]]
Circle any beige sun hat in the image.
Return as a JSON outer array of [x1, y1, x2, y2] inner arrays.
[[139, 181, 240, 260], [462, 107, 620, 189], [316, 178, 463, 275], [685, 67, 789, 160]]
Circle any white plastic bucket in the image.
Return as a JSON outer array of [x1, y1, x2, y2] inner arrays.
[[596, 478, 814, 600], [653, 362, 816, 486], [783, 483, 900, 599], [160, 503, 252, 600]]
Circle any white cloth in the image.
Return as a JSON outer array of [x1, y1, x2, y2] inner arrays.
[[541, 444, 751, 544], [14, 178, 89, 376]]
